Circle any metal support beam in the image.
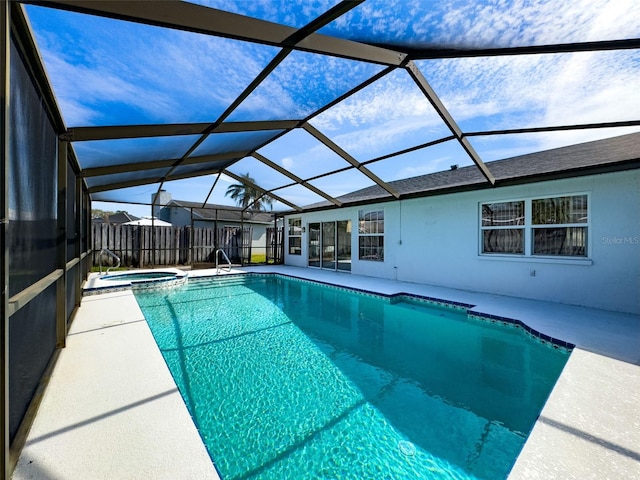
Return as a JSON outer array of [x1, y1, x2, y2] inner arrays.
[[302, 123, 400, 198], [201, 173, 221, 208], [189, 207, 194, 269], [213, 120, 300, 134], [282, 1, 363, 46], [464, 120, 640, 137], [80, 161, 173, 178], [65, 120, 301, 142], [82, 191, 90, 277], [80, 150, 245, 178], [404, 38, 640, 60], [7, 270, 64, 318], [240, 215, 244, 266], [75, 176, 82, 308], [64, 122, 213, 142], [87, 162, 238, 193], [273, 214, 277, 265], [1, 0, 9, 476], [10, 4, 66, 133], [56, 140, 67, 347], [213, 208, 217, 251], [405, 61, 495, 186], [362, 135, 456, 166], [251, 152, 342, 206]]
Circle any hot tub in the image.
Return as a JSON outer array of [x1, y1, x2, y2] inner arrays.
[[84, 268, 188, 295]]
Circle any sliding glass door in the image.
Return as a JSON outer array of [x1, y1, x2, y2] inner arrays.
[[322, 222, 336, 269], [308, 223, 321, 267], [308, 221, 351, 271], [336, 220, 351, 271]]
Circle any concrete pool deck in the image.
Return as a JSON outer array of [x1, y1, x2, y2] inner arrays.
[[12, 266, 640, 479]]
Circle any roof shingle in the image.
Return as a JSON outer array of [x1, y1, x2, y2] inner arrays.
[[302, 132, 640, 211]]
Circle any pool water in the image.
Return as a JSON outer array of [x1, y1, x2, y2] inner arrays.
[[134, 275, 570, 480]]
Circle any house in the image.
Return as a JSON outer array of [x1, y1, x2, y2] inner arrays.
[[92, 211, 141, 224], [123, 216, 172, 227], [283, 132, 640, 315], [153, 192, 279, 252]]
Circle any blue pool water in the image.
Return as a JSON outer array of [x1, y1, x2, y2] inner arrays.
[[134, 275, 570, 480]]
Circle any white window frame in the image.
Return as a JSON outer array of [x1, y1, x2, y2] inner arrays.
[[531, 194, 589, 257], [479, 193, 590, 259], [480, 200, 526, 255], [288, 217, 302, 255], [358, 208, 384, 261]]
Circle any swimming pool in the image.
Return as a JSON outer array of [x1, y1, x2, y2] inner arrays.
[[134, 274, 570, 480]]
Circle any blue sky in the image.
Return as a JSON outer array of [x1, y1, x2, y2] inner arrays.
[[24, 0, 640, 218]]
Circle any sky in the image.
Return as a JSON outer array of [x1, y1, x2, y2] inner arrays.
[[23, 0, 640, 218]]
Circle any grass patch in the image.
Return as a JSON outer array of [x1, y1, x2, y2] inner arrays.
[[250, 253, 267, 263]]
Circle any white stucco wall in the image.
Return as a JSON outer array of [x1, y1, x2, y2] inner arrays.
[[284, 169, 640, 314]]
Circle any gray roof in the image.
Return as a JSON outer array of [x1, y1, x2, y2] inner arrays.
[[166, 200, 275, 224], [302, 132, 640, 212], [105, 212, 140, 224]]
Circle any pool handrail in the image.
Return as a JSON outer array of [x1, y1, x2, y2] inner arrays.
[[99, 248, 121, 274], [216, 249, 232, 273]]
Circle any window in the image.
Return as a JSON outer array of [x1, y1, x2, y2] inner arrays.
[[358, 209, 384, 261], [532, 195, 588, 256], [288, 218, 302, 255], [481, 201, 524, 254], [480, 194, 588, 257]]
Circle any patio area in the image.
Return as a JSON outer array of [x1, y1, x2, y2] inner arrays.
[[12, 266, 640, 480]]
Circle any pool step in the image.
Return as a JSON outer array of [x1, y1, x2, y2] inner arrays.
[[192, 276, 248, 288], [392, 299, 468, 316]]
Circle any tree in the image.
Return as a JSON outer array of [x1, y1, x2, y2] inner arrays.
[[225, 173, 273, 211], [91, 209, 114, 221], [91, 209, 132, 222]]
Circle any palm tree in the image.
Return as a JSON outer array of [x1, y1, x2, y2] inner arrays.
[[225, 173, 273, 211]]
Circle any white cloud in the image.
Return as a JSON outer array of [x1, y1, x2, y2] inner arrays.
[[191, 0, 336, 27], [43, 50, 177, 124], [419, 0, 640, 47], [281, 157, 295, 170], [542, 50, 640, 126]]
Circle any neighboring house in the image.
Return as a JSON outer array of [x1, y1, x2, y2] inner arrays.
[[92, 212, 140, 224], [123, 216, 172, 227], [283, 132, 640, 315], [155, 196, 277, 250]]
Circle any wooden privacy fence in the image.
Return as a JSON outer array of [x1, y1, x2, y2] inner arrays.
[[92, 224, 269, 267]]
